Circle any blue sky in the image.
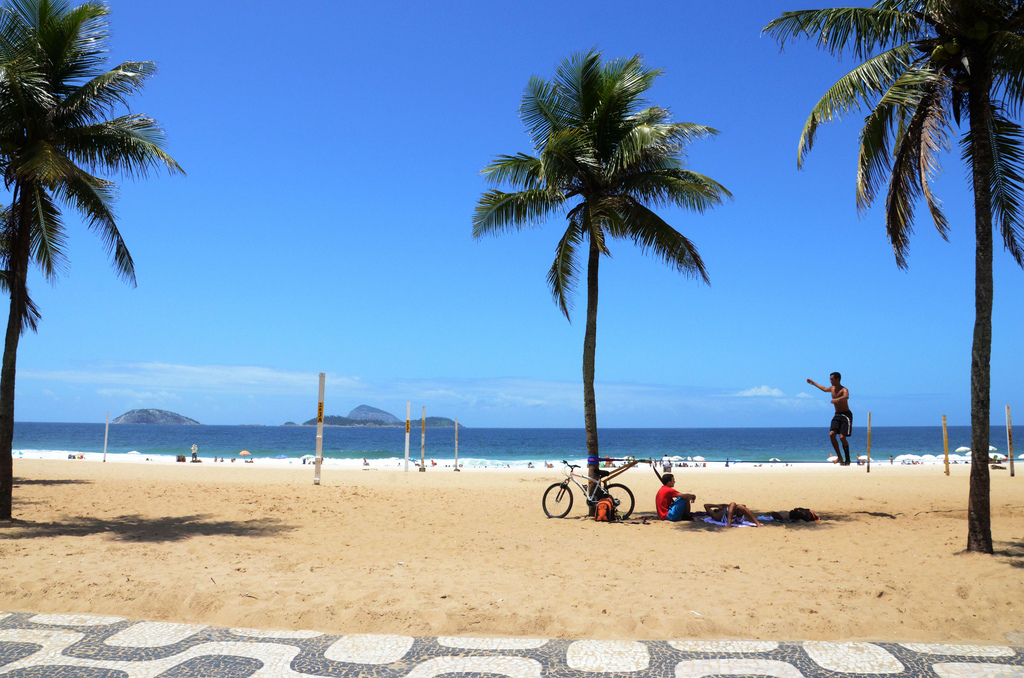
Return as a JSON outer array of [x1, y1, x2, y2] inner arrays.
[[12, 0, 1024, 427]]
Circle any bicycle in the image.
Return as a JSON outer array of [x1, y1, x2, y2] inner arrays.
[[542, 458, 645, 519]]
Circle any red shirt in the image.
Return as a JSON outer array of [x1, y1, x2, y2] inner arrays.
[[656, 485, 681, 520]]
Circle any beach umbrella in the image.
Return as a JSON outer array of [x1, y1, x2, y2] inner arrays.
[[921, 454, 937, 460], [275, 454, 287, 459], [955, 446, 971, 453], [1018, 454, 1024, 459], [127, 450, 140, 455], [769, 457, 781, 462], [239, 450, 250, 456], [989, 446, 998, 451], [301, 454, 315, 460], [692, 456, 705, 462]]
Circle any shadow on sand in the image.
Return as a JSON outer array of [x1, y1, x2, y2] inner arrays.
[[13, 477, 92, 487], [0, 514, 295, 543]]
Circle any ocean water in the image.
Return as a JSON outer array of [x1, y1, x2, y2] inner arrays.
[[10, 422, 1009, 468]]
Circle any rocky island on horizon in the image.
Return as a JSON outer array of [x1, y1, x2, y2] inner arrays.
[[111, 409, 201, 425], [294, 404, 463, 428]]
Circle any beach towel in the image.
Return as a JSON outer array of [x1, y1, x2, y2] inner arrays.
[[701, 515, 774, 527]]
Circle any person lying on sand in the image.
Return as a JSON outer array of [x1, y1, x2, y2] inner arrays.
[[703, 502, 761, 527]]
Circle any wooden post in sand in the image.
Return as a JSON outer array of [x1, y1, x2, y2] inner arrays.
[[454, 418, 460, 471], [942, 415, 950, 476], [866, 412, 872, 472], [314, 373, 325, 485], [419, 406, 426, 472], [1007, 405, 1015, 478], [404, 402, 410, 472], [103, 412, 109, 463]]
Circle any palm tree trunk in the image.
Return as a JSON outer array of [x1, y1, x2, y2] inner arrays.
[[0, 192, 32, 521], [965, 67, 994, 554], [583, 234, 600, 502]]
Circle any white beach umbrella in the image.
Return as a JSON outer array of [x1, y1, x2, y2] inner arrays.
[[990, 453, 1007, 461], [769, 457, 781, 462], [127, 450, 140, 455], [894, 454, 919, 462], [955, 446, 971, 453], [1018, 454, 1024, 459], [920, 454, 938, 461], [692, 456, 705, 462], [989, 446, 998, 451]]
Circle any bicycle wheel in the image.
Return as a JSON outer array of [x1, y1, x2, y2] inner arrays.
[[542, 482, 574, 518], [604, 483, 635, 519]]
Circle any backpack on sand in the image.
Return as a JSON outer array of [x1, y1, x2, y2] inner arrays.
[[789, 507, 819, 522], [594, 497, 618, 522]]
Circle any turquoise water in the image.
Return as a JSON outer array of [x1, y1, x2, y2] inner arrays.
[[11, 422, 1004, 466]]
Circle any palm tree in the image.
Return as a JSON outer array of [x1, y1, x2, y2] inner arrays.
[[765, 0, 1024, 553], [473, 49, 730, 485], [0, 0, 183, 519]]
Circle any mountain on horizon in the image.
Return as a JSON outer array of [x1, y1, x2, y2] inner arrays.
[[111, 409, 201, 425], [347, 405, 400, 424]]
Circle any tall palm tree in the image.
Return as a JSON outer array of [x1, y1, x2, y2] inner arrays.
[[0, 0, 183, 519], [765, 0, 1024, 553], [473, 49, 730, 484]]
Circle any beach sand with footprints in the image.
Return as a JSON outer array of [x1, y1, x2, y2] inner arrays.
[[1, 458, 1021, 643]]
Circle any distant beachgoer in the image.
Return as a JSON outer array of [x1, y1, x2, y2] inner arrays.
[[807, 372, 852, 465], [704, 502, 761, 527], [655, 473, 695, 521], [527, 462, 534, 469], [662, 454, 672, 474], [191, 444, 198, 462]]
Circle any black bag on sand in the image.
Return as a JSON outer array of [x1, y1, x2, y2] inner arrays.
[[789, 507, 820, 522]]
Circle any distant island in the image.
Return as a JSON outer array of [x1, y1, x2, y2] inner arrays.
[[296, 404, 463, 428], [111, 409, 201, 425]]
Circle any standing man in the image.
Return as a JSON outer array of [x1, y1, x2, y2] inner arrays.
[[807, 372, 853, 465]]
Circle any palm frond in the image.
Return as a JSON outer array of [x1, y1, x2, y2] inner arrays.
[[57, 60, 157, 124], [621, 169, 732, 212], [58, 114, 184, 177], [856, 66, 944, 213], [480, 153, 542, 190], [554, 48, 603, 123], [986, 111, 1024, 266], [520, 75, 562, 151], [472, 188, 565, 238], [27, 183, 66, 282], [992, 30, 1024, 116], [614, 199, 709, 283], [764, 6, 924, 60], [798, 44, 918, 167], [884, 80, 949, 269], [546, 217, 583, 320]]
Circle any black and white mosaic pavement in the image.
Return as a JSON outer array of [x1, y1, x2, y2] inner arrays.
[[0, 611, 1021, 677]]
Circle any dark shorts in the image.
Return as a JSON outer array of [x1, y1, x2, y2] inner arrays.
[[830, 411, 853, 437]]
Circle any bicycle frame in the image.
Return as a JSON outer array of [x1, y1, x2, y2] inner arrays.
[[561, 457, 649, 504]]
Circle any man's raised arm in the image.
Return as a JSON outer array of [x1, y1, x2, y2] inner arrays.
[[806, 378, 831, 393]]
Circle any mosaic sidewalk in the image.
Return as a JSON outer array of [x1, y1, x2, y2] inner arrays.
[[0, 612, 1021, 677]]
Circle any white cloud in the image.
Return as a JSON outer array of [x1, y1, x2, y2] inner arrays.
[[733, 385, 786, 397]]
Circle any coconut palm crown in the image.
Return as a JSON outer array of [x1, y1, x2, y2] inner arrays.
[[473, 49, 730, 479], [765, 0, 1024, 553], [0, 0, 183, 519]]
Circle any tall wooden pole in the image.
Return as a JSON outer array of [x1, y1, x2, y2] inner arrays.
[[404, 402, 410, 472], [419, 406, 426, 472], [454, 418, 459, 472], [102, 411, 109, 463], [1007, 405, 1015, 478], [314, 373, 325, 485], [866, 412, 872, 473], [942, 415, 950, 476]]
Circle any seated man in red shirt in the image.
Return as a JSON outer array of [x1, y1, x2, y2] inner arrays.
[[655, 473, 695, 521]]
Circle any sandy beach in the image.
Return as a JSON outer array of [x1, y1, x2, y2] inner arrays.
[[0, 458, 1021, 643]]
